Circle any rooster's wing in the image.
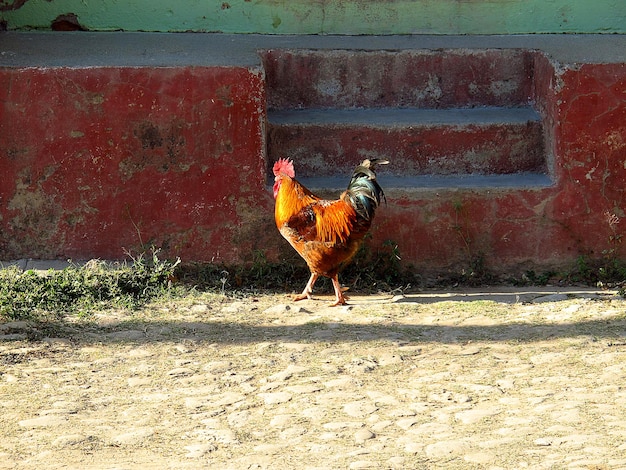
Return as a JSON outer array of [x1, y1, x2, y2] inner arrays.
[[284, 199, 357, 246]]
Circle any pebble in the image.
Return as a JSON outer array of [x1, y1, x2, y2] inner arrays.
[[464, 451, 495, 464], [19, 416, 67, 428], [455, 407, 501, 424], [378, 353, 403, 366], [534, 437, 553, 446], [184, 443, 216, 458], [387, 456, 406, 468], [267, 370, 293, 382], [227, 410, 251, 428], [52, 434, 89, 447], [396, 418, 418, 430], [349, 461, 377, 469], [127, 377, 151, 387], [403, 442, 423, 454], [110, 428, 154, 446], [324, 376, 354, 388], [258, 392, 292, 405], [343, 401, 378, 418], [424, 440, 470, 458], [269, 414, 292, 428], [354, 428, 375, 443]]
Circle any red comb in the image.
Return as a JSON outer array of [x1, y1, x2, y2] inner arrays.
[[273, 158, 295, 178]]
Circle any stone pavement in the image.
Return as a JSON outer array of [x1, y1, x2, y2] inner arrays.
[[1, 289, 626, 469]]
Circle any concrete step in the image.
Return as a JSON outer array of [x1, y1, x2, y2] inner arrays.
[[295, 173, 553, 195], [262, 48, 533, 110], [267, 106, 547, 180], [1, 32, 623, 272]]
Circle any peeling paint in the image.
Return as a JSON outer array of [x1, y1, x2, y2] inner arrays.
[[6, 178, 63, 257], [0, 65, 267, 261], [0, 49, 624, 273], [51, 12, 87, 31], [0, 0, 30, 12]]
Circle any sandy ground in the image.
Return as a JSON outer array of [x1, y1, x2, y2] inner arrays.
[[1, 287, 626, 469]]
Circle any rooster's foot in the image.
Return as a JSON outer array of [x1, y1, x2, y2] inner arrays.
[[293, 293, 311, 302], [329, 294, 349, 307]]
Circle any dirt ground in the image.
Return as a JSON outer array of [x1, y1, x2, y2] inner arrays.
[[2, 287, 626, 470]]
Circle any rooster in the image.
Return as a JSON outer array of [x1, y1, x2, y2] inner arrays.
[[273, 158, 388, 306]]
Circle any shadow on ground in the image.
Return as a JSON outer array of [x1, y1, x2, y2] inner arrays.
[[3, 315, 625, 348], [1, 287, 625, 353]]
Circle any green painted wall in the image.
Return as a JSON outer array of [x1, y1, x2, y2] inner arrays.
[[1, 0, 624, 34]]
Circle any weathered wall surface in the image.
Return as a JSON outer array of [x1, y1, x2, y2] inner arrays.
[[380, 59, 626, 273], [0, 65, 269, 262], [552, 63, 626, 256], [1, 0, 625, 34], [0, 33, 625, 276]]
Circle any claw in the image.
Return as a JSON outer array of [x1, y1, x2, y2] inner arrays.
[[294, 273, 318, 302], [293, 273, 350, 307], [330, 275, 349, 307]]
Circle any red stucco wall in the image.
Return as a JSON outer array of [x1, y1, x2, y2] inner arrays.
[[371, 60, 626, 273], [0, 66, 269, 262], [1, 41, 625, 275]]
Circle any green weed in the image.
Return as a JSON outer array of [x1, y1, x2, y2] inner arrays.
[[0, 250, 180, 321]]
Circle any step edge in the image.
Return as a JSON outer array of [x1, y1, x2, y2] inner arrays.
[[267, 173, 554, 192], [268, 106, 541, 126]]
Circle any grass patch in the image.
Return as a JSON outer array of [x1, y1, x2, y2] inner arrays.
[[3, 240, 626, 323], [0, 251, 180, 321]]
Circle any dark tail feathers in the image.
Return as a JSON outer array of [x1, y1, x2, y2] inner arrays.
[[344, 159, 389, 221]]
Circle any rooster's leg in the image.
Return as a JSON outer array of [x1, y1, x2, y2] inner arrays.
[[330, 275, 348, 306], [293, 273, 318, 301]]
